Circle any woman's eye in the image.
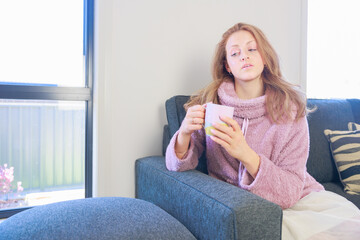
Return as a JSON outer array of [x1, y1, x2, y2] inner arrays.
[[249, 48, 257, 52], [231, 52, 239, 57]]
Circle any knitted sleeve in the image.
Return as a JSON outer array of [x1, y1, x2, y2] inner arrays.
[[239, 116, 311, 209], [165, 129, 205, 172]]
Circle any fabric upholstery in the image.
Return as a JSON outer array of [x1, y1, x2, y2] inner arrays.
[[0, 197, 195, 240], [162, 125, 171, 155], [349, 122, 360, 131], [165, 95, 188, 138], [306, 99, 355, 183], [348, 98, 360, 123], [324, 129, 360, 195], [136, 156, 282, 240], [322, 182, 360, 207]]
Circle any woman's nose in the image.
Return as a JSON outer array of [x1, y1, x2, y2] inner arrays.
[[240, 55, 250, 61]]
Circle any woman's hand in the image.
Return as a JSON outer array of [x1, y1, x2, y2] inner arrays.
[[179, 105, 206, 136], [175, 104, 206, 158], [210, 116, 260, 178]]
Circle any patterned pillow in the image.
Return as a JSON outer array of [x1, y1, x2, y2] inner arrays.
[[324, 129, 360, 195], [348, 122, 360, 131]]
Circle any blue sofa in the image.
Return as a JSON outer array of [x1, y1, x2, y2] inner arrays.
[[136, 96, 360, 240], [0, 197, 196, 240]]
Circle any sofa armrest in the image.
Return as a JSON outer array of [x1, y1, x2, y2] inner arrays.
[[135, 156, 282, 240], [162, 125, 170, 156]]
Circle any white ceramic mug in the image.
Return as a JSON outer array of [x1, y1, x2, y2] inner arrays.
[[204, 103, 234, 136]]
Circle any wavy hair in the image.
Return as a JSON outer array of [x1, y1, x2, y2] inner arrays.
[[184, 22, 307, 123]]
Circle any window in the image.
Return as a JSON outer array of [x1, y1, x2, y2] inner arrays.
[[307, 0, 360, 98], [0, 0, 93, 218]]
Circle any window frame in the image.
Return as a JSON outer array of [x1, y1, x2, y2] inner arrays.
[[0, 0, 94, 218]]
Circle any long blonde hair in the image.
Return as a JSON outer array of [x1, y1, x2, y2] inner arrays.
[[185, 22, 307, 123]]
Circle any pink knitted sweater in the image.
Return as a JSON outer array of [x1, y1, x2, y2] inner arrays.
[[166, 81, 324, 209]]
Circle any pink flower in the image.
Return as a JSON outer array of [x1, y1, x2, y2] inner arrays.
[[17, 181, 24, 192], [0, 164, 23, 196], [5, 166, 14, 183]]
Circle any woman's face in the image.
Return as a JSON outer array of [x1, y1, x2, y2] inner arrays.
[[225, 30, 264, 84]]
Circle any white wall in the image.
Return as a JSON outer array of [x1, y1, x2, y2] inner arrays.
[[93, 0, 304, 198]]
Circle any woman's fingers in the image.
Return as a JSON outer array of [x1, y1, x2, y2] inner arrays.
[[180, 105, 206, 135], [188, 109, 205, 118], [186, 105, 205, 125], [190, 124, 203, 131], [210, 127, 232, 143], [186, 114, 204, 125], [188, 104, 206, 113], [190, 117, 204, 125], [219, 116, 241, 132], [210, 135, 230, 149], [211, 116, 244, 145], [211, 122, 235, 139]]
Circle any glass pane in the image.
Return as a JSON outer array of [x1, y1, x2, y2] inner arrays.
[[307, 0, 360, 98], [0, 1, 84, 87], [0, 99, 85, 210]]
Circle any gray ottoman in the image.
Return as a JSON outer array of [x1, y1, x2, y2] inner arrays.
[[0, 197, 196, 240]]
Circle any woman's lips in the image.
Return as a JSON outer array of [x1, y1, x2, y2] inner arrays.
[[242, 64, 253, 69]]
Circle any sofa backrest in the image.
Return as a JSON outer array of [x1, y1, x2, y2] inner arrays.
[[165, 95, 189, 138], [164, 96, 360, 183], [306, 99, 359, 183]]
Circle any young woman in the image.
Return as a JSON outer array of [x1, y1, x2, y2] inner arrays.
[[166, 22, 360, 239]]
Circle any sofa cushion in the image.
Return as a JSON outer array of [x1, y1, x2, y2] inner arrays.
[[0, 197, 196, 240], [348, 99, 360, 122], [322, 182, 360, 208], [349, 122, 360, 131], [324, 128, 360, 195], [306, 99, 356, 183]]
